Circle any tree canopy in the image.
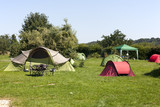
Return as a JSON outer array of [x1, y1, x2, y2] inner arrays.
[[22, 12, 52, 32], [99, 29, 133, 48], [19, 12, 78, 58]]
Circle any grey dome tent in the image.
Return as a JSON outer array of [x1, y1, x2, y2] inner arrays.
[[4, 47, 75, 71]]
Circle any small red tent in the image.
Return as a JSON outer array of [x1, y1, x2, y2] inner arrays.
[[149, 54, 160, 63], [99, 61, 135, 76]]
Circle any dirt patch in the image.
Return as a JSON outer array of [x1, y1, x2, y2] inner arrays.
[[0, 100, 11, 107], [48, 83, 55, 86], [13, 81, 23, 84]]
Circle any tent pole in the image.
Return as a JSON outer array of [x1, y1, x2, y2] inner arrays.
[[136, 50, 138, 59], [120, 50, 122, 57]]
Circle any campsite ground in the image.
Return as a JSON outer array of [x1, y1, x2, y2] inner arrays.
[[0, 55, 160, 106]]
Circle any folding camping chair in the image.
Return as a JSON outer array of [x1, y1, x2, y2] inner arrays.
[[44, 68, 56, 75], [30, 64, 48, 76]]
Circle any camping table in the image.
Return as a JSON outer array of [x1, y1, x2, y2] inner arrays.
[[31, 65, 45, 76]]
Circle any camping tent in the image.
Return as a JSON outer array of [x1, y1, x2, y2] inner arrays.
[[76, 53, 86, 60], [99, 61, 135, 76], [114, 44, 138, 59], [149, 54, 160, 63], [101, 54, 124, 66], [4, 47, 75, 71]]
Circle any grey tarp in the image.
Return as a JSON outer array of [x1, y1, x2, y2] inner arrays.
[[11, 47, 69, 65], [11, 53, 27, 64]]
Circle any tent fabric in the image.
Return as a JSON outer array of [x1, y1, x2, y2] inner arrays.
[[4, 62, 23, 71], [57, 61, 75, 71], [4, 46, 75, 71], [76, 53, 86, 60], [11, 46, 69, 65], [114, 44, 138, 51], [101, 55, 123, 66], [52, 53, 69, 64], [22, 50, 31, 57], [99, 61, 135, 76], [149, 54, 160, 63], [70, 59, 75, 65], [11, 53, 27, 64], [113, 44, 138, 59]]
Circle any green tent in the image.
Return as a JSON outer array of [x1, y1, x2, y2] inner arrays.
[[113, 44, 138, 59], [4, 47, 75, 72], [101, 54, 124, 66], [76, 53, 86, 60], [4, 62, 23, 71]]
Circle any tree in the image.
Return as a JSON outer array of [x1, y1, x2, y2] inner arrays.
[[100, 29, 132, 47], [19, 13, 78, 57], [19, 30, 44, 50], [0, 35, 10, 54], [56, 19, 78, 56], [9, 34, 20, 57], [22, 12, 52, 32]]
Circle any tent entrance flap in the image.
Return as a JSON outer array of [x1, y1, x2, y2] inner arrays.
[[30, 48, 49, 59]]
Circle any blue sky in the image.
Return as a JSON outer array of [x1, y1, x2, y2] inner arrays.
[[0, 0, 160, 43]]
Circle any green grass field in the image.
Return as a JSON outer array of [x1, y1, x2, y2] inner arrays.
[[0, 55, 160, 107]]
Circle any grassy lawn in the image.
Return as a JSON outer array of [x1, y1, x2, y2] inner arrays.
[[0, 55, 160, 106]]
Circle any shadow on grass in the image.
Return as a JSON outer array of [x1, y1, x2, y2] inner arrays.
[[25, 74, 43, 77], [144, 68, 160, 78]]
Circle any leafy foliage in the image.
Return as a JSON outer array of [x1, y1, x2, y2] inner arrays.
[[77, 43, 101, 57], [19, 13, 78, 58], [132, 43, 160, 59], [99, 29, 133, 48], [134, 37, 160, 45], [22, 12, 52, 32], [0, 35, 10, 54], [9, 34, 20, 57], [19, 30, 44, 50]]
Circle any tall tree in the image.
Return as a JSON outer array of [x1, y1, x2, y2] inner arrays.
[[56, 19, 78, 56], [19, 30, 44, 50], [0, 35, 10, 54], [10, 34, 17, 44], [19, 13, 78, 58], [9, 34, 20, 57], [22, 12, 52, 32], [100, 29, 132, 47]]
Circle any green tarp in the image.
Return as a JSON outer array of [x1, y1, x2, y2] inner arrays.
[[114, 44, 138, 51], [113, 44, 138, 59], [101, 55, 124, 66]]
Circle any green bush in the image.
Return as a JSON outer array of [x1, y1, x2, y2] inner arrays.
[[79, 60, 85, 67], [88, 52, 101, 58], [72, 61, 78, 68], [77, 43, 102, 57]]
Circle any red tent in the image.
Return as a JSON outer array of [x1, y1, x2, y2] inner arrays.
[[149, 54, 160, 63], [99, 61, 135, 76]]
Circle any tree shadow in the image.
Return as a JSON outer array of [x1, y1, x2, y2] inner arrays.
[[144, 68, 160, 78]]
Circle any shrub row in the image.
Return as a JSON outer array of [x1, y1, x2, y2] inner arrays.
[[77, 44, 160, 60]]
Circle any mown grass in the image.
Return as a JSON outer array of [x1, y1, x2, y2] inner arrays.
[[0, 55, 160, 106]]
